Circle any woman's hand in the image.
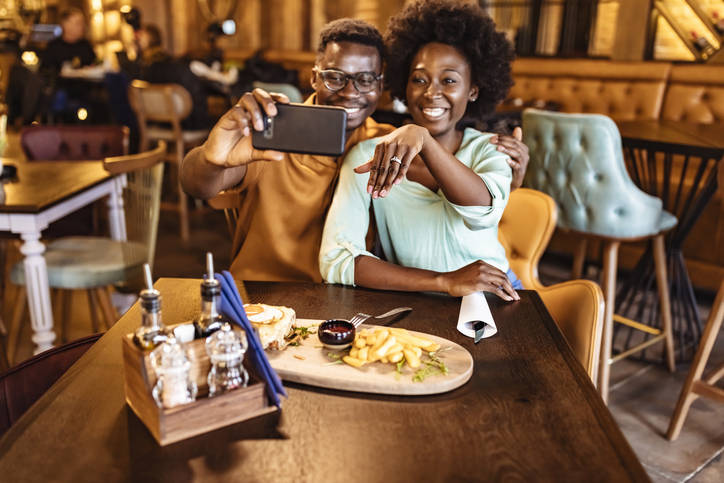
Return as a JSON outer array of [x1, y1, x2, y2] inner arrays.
[[439, 260, 520, 301], [201, 88, 288, 168], [490, 127, 529, 191], [353, 124, 429, 199]]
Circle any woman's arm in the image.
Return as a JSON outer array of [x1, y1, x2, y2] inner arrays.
[[354, 255, 519, 300], [319, 143, 377, 284], [354, 125, 489, 206]]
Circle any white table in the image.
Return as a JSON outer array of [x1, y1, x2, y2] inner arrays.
[[0, 159, 125, 354]]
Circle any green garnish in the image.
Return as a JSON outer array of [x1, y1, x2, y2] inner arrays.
[[395, 358, 405, 381], [326, 352, 341, 359], [323, 360, 344, 366], [412, 349, 450, 383]]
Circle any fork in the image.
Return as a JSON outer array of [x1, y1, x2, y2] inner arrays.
[[349, 307, 413, 328]]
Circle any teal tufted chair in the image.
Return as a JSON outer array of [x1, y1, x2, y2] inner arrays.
[[522, 109, 677, 403]]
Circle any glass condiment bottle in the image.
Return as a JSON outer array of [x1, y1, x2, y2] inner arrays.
[[133, 264, 168, 350], [193, 253, 227, 338], [206, 323, 249, 397], [150, 336, 197, 409]]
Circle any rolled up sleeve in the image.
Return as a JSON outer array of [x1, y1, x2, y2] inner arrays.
[[320, 143, 377, 285], [446, 136, 512, 230]]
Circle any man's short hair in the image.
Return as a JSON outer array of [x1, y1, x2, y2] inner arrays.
[[316, 18, 384, 63], [59, 7, 84, 23], [144, 25, 162, 48]]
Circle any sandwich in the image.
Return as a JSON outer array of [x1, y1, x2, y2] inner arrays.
[[243, 303, 296, 350]]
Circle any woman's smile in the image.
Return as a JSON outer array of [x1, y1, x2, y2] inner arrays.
[[406, 42, 478, 152]]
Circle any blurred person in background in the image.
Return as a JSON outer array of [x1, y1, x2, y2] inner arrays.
[[41, 7, 96, 72]]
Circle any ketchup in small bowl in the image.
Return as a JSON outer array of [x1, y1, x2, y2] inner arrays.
[[318, 319, 355, 350]]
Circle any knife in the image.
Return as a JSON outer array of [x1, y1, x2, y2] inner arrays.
[[472, 320, 489, 344]]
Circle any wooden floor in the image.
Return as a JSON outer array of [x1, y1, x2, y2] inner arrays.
[[2, 206, 723, 482]]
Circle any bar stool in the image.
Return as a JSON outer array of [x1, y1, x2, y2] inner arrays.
[[522, 109, 677, 403], [667, 162, 724, 440]]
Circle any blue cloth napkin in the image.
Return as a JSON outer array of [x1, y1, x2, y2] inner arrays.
[[215, 271, 287, 408]]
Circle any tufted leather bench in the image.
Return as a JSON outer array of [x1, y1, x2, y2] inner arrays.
[[662, 65, 724, 123], [509, 58, 671, 121]]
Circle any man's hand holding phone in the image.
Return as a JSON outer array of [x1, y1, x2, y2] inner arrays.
[[200, 88, 289, 169]]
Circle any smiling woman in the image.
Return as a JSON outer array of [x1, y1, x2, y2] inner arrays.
[[319, 0, 522, 301]]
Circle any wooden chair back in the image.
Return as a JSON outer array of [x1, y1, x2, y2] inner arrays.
[[127, 80, 193, 151], [104, 141, 166, 292], [21, 125, 129, 160], [208, 190, 241, 239]]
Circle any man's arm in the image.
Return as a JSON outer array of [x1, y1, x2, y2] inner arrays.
[[490, 127, 529, 191], [180, 89, 288, 200]]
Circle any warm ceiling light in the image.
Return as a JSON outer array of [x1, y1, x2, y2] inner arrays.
[[92, 0, 102, 10], [77, 108, 88, 121], [120, 5, 131, 13], [94, 11, 103, 23], [21, 51, 38, 65]]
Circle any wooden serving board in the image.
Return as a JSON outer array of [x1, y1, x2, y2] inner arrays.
[[265, 319, 473, 396]]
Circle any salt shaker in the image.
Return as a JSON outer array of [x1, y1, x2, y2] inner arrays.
[[206, 323, 249, 397], [150, 336, 197, 409], [133, 264, 168, 350]]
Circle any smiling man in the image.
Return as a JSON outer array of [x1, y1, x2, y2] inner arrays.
[[181, 19, 393, 282]]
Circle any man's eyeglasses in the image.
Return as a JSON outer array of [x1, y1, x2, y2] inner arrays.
[[313, 67, 382, 94]]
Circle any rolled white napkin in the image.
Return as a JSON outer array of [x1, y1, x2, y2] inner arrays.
[[457, 292, 497, 339]]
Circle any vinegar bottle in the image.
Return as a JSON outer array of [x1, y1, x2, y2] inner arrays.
[[193, 253, 227, 338], [133, 264, 168, 350]]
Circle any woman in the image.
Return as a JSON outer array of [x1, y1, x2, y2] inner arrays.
[[320, 0, 520, 300]]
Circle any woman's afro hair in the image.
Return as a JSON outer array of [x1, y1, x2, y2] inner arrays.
[[384, 0, 515, 119]]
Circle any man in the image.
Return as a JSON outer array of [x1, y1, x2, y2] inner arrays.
[[41, 8, 96, 72], [181, 19, 528, 283]]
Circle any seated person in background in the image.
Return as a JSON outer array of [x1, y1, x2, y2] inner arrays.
[[320, 0, 520, 301], [181, 18, 529, 284], [137, 24, 211, 130], [41, 7, 96, 72]]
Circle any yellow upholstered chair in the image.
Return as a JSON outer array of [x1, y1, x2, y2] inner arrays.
[[499, 188, 604, 383], [128, 80, 210, 241]]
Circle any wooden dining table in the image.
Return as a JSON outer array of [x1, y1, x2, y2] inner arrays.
[[0, 278, 650, 482], [614, 120, 724, 360], [0, 150, 125, 354]]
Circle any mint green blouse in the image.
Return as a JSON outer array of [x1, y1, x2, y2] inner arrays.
[[320, 128, 512, 286]]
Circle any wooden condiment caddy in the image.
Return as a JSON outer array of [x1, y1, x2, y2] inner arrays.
[[122, 331, 276, 446]]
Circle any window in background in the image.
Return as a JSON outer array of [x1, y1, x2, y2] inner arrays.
[[481, 0, 613, 58], [652, 0, 723, 61]]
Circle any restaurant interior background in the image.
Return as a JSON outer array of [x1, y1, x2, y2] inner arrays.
[[2, 1, 724, 481]]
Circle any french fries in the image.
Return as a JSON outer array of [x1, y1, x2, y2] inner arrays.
[[341, 328, 439, 369]]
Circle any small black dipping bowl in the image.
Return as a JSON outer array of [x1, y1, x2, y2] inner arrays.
[[318, 319, 355, 350]]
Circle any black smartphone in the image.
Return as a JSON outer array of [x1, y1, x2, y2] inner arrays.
[[251, 103, 347, 157]]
